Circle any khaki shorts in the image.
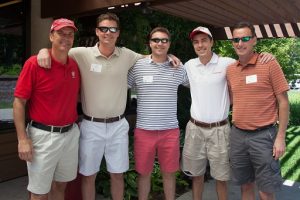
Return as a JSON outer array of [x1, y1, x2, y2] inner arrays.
[[181, 121, 230, 181], [27, 124, 80, 194]]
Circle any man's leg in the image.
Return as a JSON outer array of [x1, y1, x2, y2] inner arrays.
[[162, 172, 176, 200], [30, 193, 48, 200], [241, 182, 255, 200], [110, 173, 124, 200], [138, 173, 151, 200], [81, 174, 97, 200], [258, 191, 275, 200], [192, 175, 204, 200], [216, 180, 227, 200], [49, 181, 67, 200]]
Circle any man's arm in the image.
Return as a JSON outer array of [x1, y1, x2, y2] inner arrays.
[[259, 52, 275, 64], [37, 48, 51, 68], [273, 91, 289, 160], [13, 97, 33, 162]]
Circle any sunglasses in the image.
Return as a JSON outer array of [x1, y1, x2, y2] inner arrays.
[[96, 26, 119, 33], [150, 38, 170, 43], [232, 36, 253, 43]]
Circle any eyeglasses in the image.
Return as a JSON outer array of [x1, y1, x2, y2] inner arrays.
[[96, 26, 119, 33], [232, 36, 253, 43], [150, 38, 170, 43]]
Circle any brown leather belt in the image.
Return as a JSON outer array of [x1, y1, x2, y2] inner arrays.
[[190, 117, 228, 128], [30, 121, 73, 133], [83, 114, 125, 123]]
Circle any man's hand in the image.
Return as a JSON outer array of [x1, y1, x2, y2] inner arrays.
[[259, 52, 275, 64], [37, 48, 51, 68], [168, 54, 181, 67], [273, 135, 286, 160], [18, 138, 34, 162]]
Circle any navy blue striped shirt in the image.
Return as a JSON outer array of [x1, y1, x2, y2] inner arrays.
[[128, 57, 189, 130]]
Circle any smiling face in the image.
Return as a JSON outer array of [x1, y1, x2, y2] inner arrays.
[[149, 31, 170, 58], [50, 27, 74, 53], [232, 27, 257, 59], [192, 33, 213, 59], [95, 19, 120, 48]]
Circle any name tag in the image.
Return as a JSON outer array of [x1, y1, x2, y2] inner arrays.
[[246, 75, 257, 84], [143, 76, 153, 83], [90, 64, 102, 73]]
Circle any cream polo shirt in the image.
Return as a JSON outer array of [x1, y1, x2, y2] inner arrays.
[[184, 53, 235, 123], [69, 44, 142, 118]]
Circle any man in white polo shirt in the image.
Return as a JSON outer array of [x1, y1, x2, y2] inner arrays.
[[181, 26, 273, 200]]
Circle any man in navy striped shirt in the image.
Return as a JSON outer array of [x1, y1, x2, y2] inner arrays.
[[128, 27, 189, 200]]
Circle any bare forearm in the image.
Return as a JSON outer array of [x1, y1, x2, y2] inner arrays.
[[13, 98, 27, 141]]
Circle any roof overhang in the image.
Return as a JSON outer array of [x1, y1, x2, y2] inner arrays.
[[41, 0, 300, 39]]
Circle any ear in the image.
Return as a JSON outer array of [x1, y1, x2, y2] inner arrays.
[[253, 36, 257, 46], [49, 32, 54, 42]]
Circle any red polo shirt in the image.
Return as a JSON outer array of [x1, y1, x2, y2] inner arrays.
[[14, 54, 80, 126]]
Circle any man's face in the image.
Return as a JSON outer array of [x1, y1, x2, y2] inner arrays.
[[149, 31, 170, 57], [232, 27, 256, 58], [192, 33, 213, 58], [96, 19, 120, 47], [50, 27, 74, 52]]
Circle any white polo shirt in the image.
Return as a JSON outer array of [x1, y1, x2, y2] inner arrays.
[[184, 53, 235, 123]]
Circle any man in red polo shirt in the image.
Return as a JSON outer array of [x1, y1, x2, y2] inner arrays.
[[13, 18, 80, 200]]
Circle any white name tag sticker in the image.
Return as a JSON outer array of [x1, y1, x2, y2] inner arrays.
[[90, 64, 102, 73], [246, 75, 257, 84], [143, 76, 153, 83]]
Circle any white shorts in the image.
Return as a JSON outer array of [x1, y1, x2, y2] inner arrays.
[[27, 124, 80, 194], [79, 118, 129, 176]]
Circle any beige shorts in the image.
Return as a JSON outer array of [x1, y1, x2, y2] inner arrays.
[[181, 121, 230, 181], [27, 124, 80, 194]]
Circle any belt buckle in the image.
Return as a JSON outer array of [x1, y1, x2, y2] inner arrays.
[[59, 127, 63, 133]]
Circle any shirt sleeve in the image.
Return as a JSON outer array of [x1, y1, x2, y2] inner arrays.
[[269, 59, 289, 95], [14, 57, 37, 100], [127, 65, 135, 88]]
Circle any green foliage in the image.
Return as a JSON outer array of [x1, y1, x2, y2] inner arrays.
[[0, 64, 22, 76], [255, 38, 300, 81]]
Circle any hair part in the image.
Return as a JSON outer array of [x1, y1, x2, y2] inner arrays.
[[233, 21, 256, 37], [149, 27, 171, 40], [96, 12, 120, 28]]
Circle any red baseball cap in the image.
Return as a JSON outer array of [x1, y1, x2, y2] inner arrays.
[[189, 26, 213, 40], [50, 18, 78, 32]]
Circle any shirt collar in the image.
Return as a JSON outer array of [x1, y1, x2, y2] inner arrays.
[[236, 52, 259, 68], [148, 55, 172, 65], [91, 42, 120, 58], [196, 52, 219, 66]]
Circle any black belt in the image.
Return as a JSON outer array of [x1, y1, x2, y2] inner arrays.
[[234, 124, 275, 133], [83, 114, 125, 123], [30, 121, 73, 133], [190, 117, 228, 128]]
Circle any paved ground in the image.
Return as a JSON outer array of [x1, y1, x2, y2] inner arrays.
[[1, 176, 300, 200]]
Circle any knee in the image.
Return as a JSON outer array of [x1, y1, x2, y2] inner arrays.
[[193, 175, 204, 183], [51, 181, 67, 193], [110, 173, 124, 182], [242, 182, 255, 191], [81, 174, 96, 185], [31, 193, 48, 200]]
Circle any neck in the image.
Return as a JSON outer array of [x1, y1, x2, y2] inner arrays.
[[51, 49, 68, 64], [199, 53, 213, 65], [239, 52, 255, 66], [98, 43, 115, 58], [151, 54, 168, 63]]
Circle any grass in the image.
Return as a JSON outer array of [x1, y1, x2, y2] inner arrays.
[[0, 102, 13, 109], [281, 126, 300, 182], [280, 91, 300, 182]]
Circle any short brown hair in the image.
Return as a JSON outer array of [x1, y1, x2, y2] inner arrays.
[[149, 27, 171, 40], [233, 21, 256, 37], [96, 12, 120, 28]]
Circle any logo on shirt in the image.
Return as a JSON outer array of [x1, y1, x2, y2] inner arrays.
[[71, 71, 76, 78]]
